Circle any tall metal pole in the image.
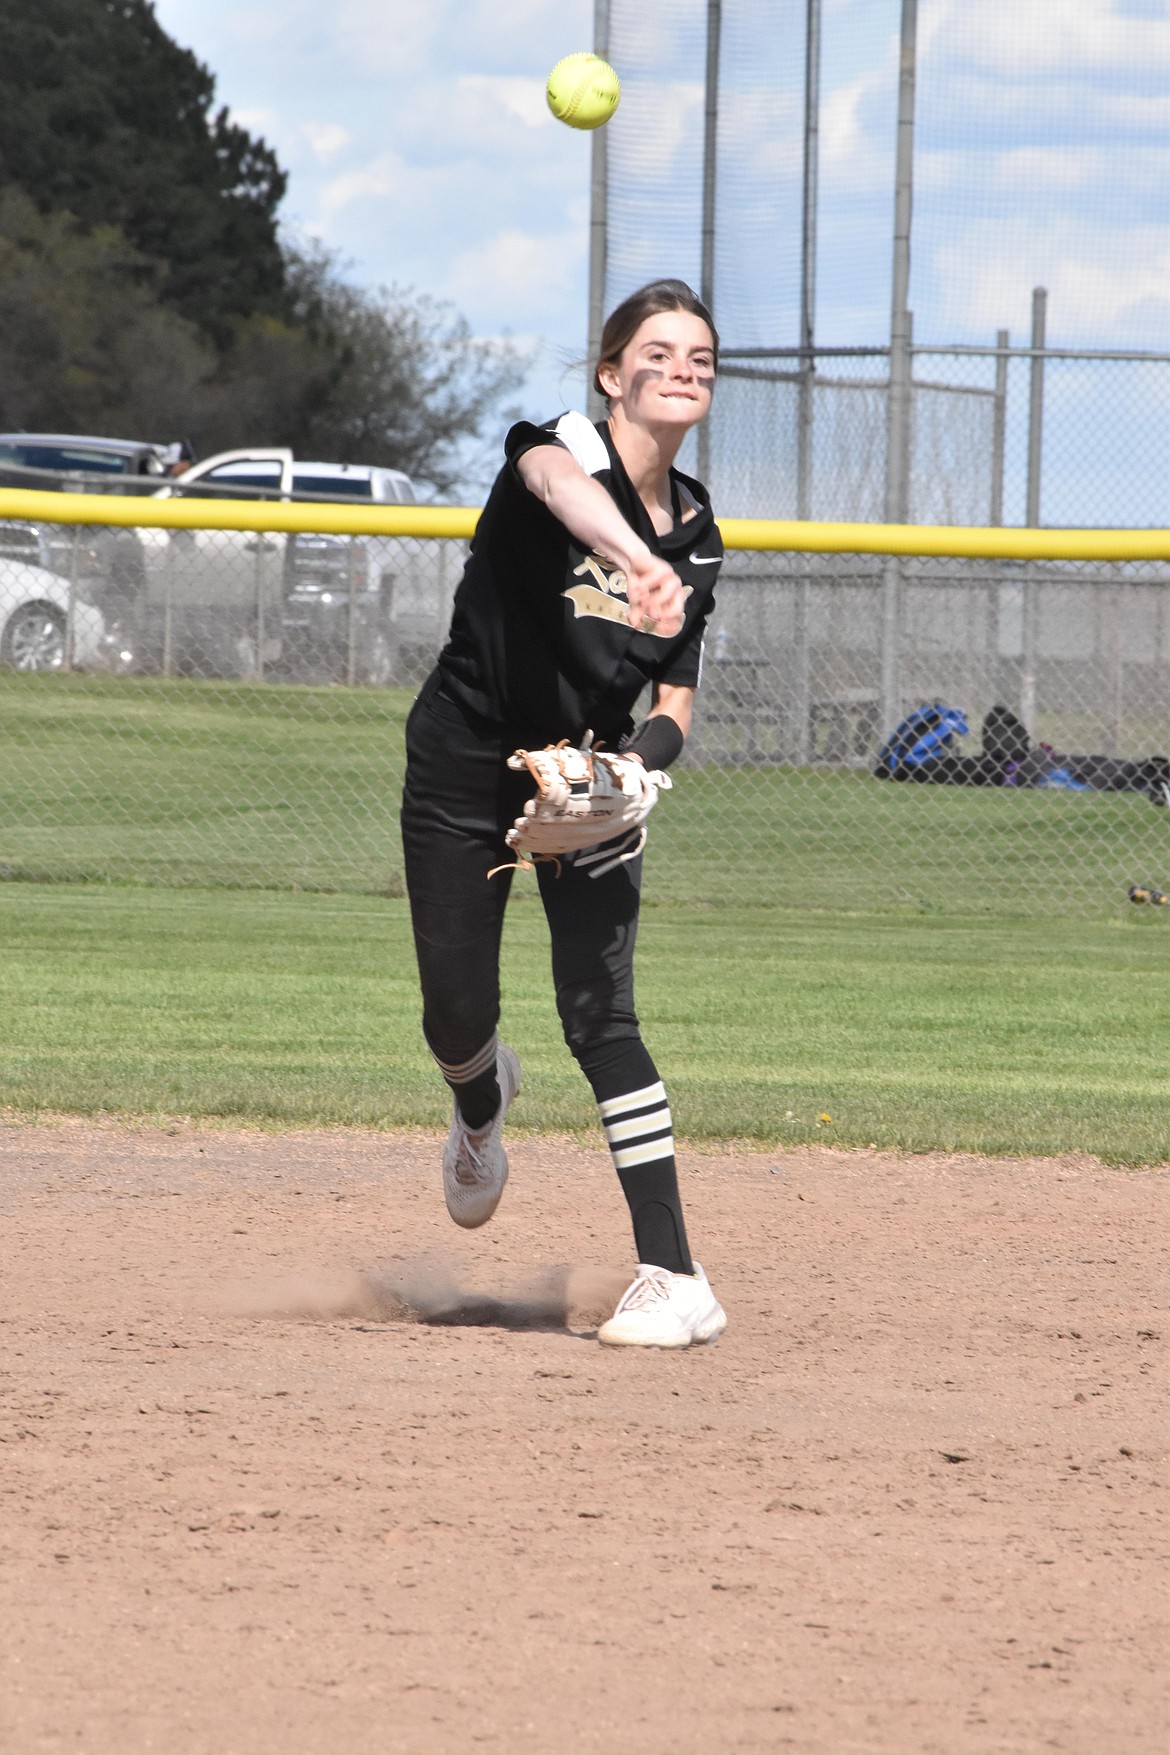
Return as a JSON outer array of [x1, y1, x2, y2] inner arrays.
[[987, 327, 1010, 712], [1025, 287, 1046, 529], [880, 0, 917, 738], [796, 0, 821, 522], [1020, 285, 1047, 734], [792, 0, 822, 762], [696, 0, 722, 483], [586, 0, 611, 421], [884, 0, 917, 526], [700, 0, 721, 314], [990, 327, 1009, 527]]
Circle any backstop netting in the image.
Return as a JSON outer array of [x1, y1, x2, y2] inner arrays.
[[1, 494, 1166, 918], [601, 0, 1170, 530]]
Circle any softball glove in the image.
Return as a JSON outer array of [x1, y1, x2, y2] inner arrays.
[[499, 733, 672, 877]]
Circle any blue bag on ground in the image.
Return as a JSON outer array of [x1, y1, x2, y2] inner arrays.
[[872, 701, 1168, 798], [874, 703, 969, 780]]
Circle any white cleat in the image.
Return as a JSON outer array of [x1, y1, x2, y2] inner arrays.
[[597, 1261, 727, 1349], [442, 1045, 521, 1229]]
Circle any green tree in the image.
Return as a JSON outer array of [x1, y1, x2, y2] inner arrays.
[[0, 188, 214, 437], [281, 242, 529, 497], [0, 6, 530, 491], [0, 0, 286, 338], [0, 202, 528, 492]]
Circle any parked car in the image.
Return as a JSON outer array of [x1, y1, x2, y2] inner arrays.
[[0, 558, 106, 671], [0, 433, 186, 667], [0, 437, 440, 682], [0, 433, 176, 481]]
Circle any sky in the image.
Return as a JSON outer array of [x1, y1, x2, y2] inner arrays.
[[152, 0, 1170, 516]]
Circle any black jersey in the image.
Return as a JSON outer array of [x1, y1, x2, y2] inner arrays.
[[434, 412, 722, 747]]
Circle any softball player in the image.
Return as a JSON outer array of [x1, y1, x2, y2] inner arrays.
[[400, 280, 727, 1348]]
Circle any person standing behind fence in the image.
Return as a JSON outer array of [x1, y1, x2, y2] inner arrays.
[[400, 279, 728, 1349]]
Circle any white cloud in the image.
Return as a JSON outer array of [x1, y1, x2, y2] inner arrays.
[[991, 147, 1106, 192], [609, 81, 704, 181], [934, 221, 1170, 339], [229, 105, 283, 140], [939, 0, 1170, 75], [222, 5, 284, 45], [819, 13, 900, 172], [463, 0, 574, 41], [919, 0, 958, 59], [332, 0, 441, 75], [1093, 90, 1170, 131], [917, 143, 1118, 197], [457, 75, 551, 130], [443, 227, 583, 322], [718, 88, 804, 184], [303, 123, 353, 162], [380, 74, 593, 175], [819, 59, 896, 195], [821, 73, 868, 167], [320, 155, 402, 214], [318, 153, 481, 222], [928, 69, 1168, 138], [396, 75, 564, 154]]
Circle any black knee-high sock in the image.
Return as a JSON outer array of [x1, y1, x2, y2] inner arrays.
[[427, 1032, 500, 1130], [588, 1043, 694, 1276]]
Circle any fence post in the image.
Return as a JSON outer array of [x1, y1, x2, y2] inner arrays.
[[880, 0, 917, 741], [881, 308, 912, 734], [586, 0, 611, 424], [696, 0, 721, 487], [990, 327, 1009, 526], [1020, 286, 1046, 735], [254, 539, 266, 682], [796, 0, 821, 523], [1107, 582, 1124, 757], [65, 528, 79, 671], [791, 567, 810, 764], [346, 537, 359, 687], [162, 538, 175, 678], [436, 540, 450, 647], [986, 328, 1011, 712]]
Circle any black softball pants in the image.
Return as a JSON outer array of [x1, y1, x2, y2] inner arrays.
[[400, 673, 644, 1078], [399, 672, 694, 1274]]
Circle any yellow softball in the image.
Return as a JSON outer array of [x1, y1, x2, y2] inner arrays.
[[546, 52, 621, 131]]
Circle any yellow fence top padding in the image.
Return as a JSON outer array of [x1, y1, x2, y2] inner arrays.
[[0, 487, 481, 540], [717, 518, 1170, 561], [2, 487, 1170, 560]]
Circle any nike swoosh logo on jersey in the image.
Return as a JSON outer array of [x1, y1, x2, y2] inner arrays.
[[690, 555, 721, 564]]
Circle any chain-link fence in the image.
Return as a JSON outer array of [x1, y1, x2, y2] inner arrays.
[[688, 345, 1170, 531], [683, 355, 997, 524], [0, 496, 459, 690], [1, 494, 1167, 918]]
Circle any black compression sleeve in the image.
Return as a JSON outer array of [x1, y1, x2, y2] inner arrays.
[[622, 714, 685, 770]]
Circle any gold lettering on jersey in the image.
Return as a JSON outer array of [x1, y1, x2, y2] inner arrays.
[[564, 583, 635, 624], [563, 553, 690, 637], [572, 554, 628, 596]]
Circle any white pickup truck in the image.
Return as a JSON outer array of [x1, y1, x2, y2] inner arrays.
[[0, 439, 449, 683], [133, 448, 426, 683]]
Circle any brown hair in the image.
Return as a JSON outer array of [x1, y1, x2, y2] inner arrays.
[[593, 279, 719, 396]]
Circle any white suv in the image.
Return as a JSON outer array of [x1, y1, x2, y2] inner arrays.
[[176, 453, 416, 506], [139, 448, 427, 682]]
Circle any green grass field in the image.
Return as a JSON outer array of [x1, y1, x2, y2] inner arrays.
[[2, 671, 1167, 1162], [1, 671, 1166, 913], [1, 884, 1166, 1164]]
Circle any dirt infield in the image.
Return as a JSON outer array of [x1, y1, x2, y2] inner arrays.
[[2, 1120, 1166, 1755]]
